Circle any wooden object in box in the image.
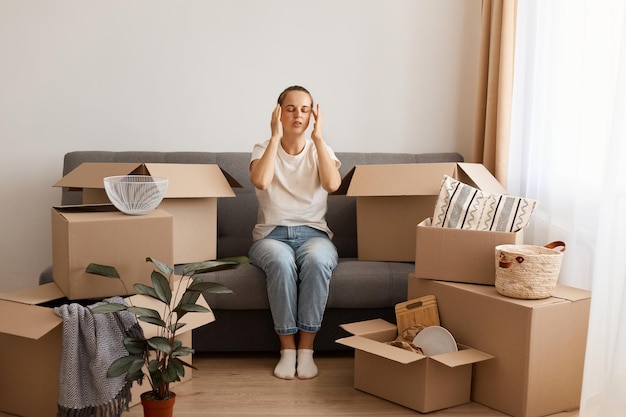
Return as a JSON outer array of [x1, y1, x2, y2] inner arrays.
[[395, 295, 440, 333]]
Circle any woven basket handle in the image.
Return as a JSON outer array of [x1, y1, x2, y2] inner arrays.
[[499, 254, 524, 268], [545, 241, 566, 252], [498, 241, 567, 268]]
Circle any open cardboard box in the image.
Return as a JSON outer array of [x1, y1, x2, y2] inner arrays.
[[51, 205, 174, 300], [0, 277, 214, 417], [334, 162, 506, 262], [336, 318, 493, 413], [408, 275, 591, 417], [53, 162, 241, 264], [414, 217, 524, 285]]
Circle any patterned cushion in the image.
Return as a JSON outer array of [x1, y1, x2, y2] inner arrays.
[[432, 175, 537, 232]]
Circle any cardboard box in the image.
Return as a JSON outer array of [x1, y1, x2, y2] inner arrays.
[[335, 162, 506, 261], [52, 205, 174, 300], [0, 279, 214, 417], [54, 162, 240, 263], [336, 318, 493, 413], [408, 275, 591, 417], [414, 217, 524, 285]]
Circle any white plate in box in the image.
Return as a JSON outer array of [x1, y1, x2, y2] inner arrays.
[[412, 325, 458, 356]]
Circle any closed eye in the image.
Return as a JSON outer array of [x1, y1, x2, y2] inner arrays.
[[284, 105, 311, 113]]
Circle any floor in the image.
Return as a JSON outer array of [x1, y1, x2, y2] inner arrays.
[[0, 352, 581, 417]]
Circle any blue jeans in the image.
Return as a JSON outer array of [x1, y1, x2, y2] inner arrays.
[[248, 226, 338, 335]]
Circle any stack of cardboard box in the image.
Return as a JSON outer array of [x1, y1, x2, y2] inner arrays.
[[0, 162, 239, 417], [336, 162, 591, 417]]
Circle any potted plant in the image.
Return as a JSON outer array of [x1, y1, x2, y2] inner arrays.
[[88, 256, 248, 416]]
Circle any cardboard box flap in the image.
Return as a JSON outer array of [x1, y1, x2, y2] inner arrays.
[[54, 162, 238, 198], [53, 204, 119, 213], [336, 335, 425, 364], [0, 282, 66, 305], [218, 167, 243, 189], [0, 283, 65, 340], [140, 163, 237, 198], [340, 318, 398, 338], [456, 163, 507, 195], [0, 301, 61, 340], [430, 345, 494, 368], [55, 206, 172, 225], [332, 166, 357, 195], [344, 163, 457, 197], [53, 162, 142, 189]]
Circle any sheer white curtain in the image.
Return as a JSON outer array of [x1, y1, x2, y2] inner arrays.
[[509, 1, 626, 415]]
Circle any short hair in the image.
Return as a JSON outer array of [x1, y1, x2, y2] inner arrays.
[[277, 85, 314, 106]]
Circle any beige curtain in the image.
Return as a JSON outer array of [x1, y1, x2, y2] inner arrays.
[[473, 0, 518, 187]]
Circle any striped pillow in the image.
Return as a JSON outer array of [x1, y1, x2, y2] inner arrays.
[[432, 175, 537, 232]]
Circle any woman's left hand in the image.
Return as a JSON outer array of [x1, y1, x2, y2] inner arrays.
[[311, 104, 323, 142]]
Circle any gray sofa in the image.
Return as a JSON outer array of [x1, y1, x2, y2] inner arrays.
[[41, 150, 463, 352]]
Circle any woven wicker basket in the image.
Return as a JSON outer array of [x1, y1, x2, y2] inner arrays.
[[495, 241, 566, 299]]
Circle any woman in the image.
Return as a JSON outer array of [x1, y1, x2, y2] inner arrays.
[[248, 85, 342, 379]]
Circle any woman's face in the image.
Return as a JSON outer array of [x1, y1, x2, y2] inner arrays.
[[280, 91, 313, 134]]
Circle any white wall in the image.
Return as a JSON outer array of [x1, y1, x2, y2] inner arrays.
[[0, 0, 481, 292]]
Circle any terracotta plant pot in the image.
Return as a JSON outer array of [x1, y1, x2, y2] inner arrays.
[[140, 391, 176, 417]]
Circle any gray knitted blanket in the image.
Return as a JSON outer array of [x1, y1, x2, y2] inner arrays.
[[54, 297, 144, 417]]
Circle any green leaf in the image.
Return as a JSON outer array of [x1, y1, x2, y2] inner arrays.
[[174, 303, 209, 320], [146, 257, 174, 277], [181, 260, 224, 275], [86, 263, 120, 278], [123, 337, 147, 355], [107, 355, 138, 377], [179, 290, 201, 306], [182, 256, 249, 276], [133, 283, 158, 299], [123, 336, 147, 346], [127, 356, 146, 375], [148, 359, 161, 373], [169, 322, 186, 333], [147, 336, 172, 354], [163, 358, 184, 383], [125, 368, 145, 383], [176, 356, 197, 370], [127, 306, 162, 320], [148, 359, 163, 389], [171, 339, 183, 352], [90, 303, 128, 314], [220, 255, 250, 269], [137, 316, 167, 328], [172, 346, 194, 357], [151, 271, 172, 305], [187, 280, 233, 294], [178, 303, 210, 313]]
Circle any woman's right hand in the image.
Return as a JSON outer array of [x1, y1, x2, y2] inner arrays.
[[270, 103, 283, 140]]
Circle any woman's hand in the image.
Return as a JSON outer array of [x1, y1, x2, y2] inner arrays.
[[311, 104, 323, 142], [270, 103, 283, 140]]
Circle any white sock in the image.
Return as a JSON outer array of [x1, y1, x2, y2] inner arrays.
[[274, 349, 296, 380], [297, 349, 318, 379]]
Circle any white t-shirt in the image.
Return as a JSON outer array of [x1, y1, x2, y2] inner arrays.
[[251, 139, 341, 241]]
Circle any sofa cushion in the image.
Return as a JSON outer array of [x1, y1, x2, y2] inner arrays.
[[432, 174, 537, 232], [178, 258, 414, 310]]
